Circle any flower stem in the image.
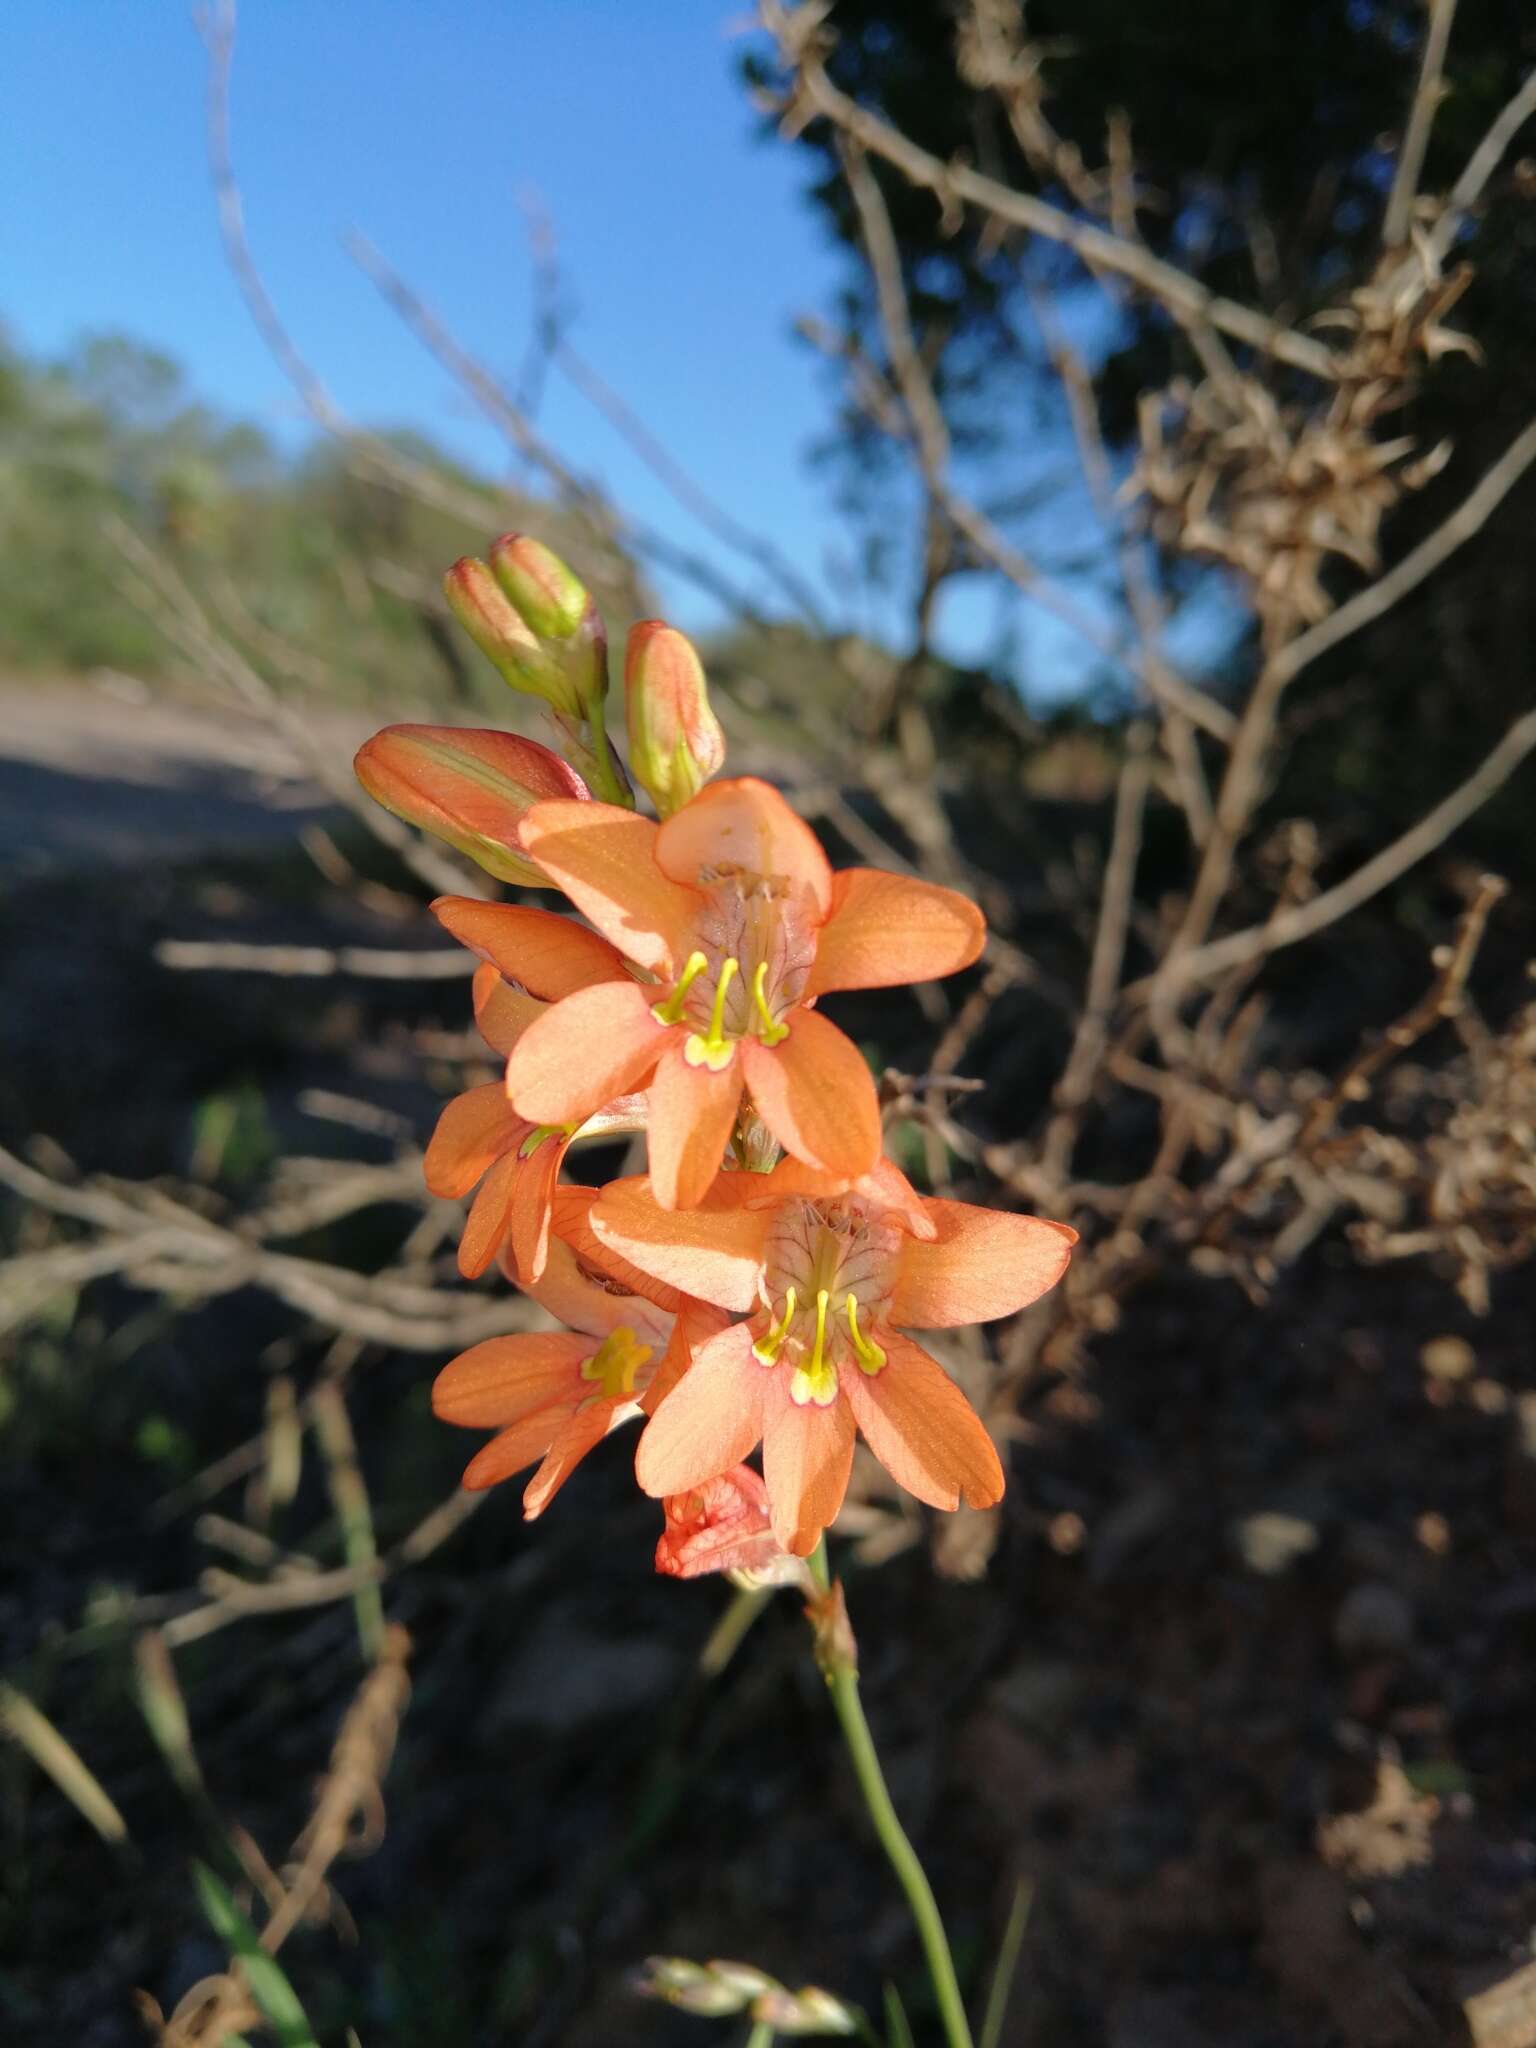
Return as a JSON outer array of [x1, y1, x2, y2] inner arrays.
[[806, 1540, 975, 2048]]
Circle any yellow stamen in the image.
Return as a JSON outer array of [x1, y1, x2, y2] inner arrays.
[[580, 1326, 653, 1401], [750, 960, 789, 1047], [751, 1285, 797, 1365], [844, 1293, 887, 1375], [518, 1121, 570, 1159], [684, 956, 739, 1072], [652, 949, 710, 1027], [789, 1287, 837, 1407]]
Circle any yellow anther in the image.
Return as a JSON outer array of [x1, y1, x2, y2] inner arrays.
[[752, 1285, 797, 1365], [684, 955, 739, 1072], [652, 949, 710, 1027], [790, 1288, 837, 1406], [581, 1325, 653, 1401], [750, 960, 789, 1047], [844, 1293, 887, 1375]]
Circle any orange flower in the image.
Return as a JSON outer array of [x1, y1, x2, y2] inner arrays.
[[433, 1201, 725, 1517], [592, 1160, 1077, 1555], [507, 778, 986, 1208], [654, 1464, 790, 1581], [423, 905, 640, 1282]]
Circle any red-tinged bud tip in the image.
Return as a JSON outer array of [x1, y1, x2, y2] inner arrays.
[[488, 534, 590, 642], [624, 620, 727, 819], [354, 724, 589, 887]]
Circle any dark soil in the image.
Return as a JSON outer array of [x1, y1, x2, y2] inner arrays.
[[3, 756, 1535, 2048]]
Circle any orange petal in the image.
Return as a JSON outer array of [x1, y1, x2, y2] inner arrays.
[[646, 1043, 744, 1210], [506, 1130, 569, 1284], [806, 868, 985, 995], [458, 1149, 519, 1277], [354, 723, 586, 888], [742, 1013, 881, 1179], [744, 1154, 935, 1241], [432, 897, 629, 999], [520, 1227, 674, 1345], [839, 1331, 1004, 1511], [505, 980, 667, 1125], [433, 1331, 592, 1429], [642, 1300, 733, 1415], [760, 1375, 857, 1555], [423, 1083, 519, 1199], [591, 1175, 771, 1312], [891, 1201, 1077, 1327], [472, 964, 546, 1056], [519, 800, 700, 975], [634, 1323, 765, 1497], [654, 776, 831, 918], [522, 1403, 618, 1520], [551, 1185, 686, 1314], [461, 1414, 566, 1491]]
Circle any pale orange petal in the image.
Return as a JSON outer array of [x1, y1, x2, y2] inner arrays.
[[634, 1323, 765, 1497], [839, 1331, 1004, 1511], [520, 1228, 673, 1345], [458, 1149, 519, 1277], [505, 1130, 569, 1284], [505, 980, 667, 1125], [760, 1374, 857, 1555], [891, 1200, 1077, 1327], [550, 1185, 686, 1315], [432, 1331, 592, 1429], [641, 1300, 733, 1415], [432, 897, 629, 999], [646, 1043, 744, 1210], [472, 964, 546, 1056], [654, 776, 832, 918], [522, 1403, 618, 1519], [806, 868, 984, 995], [519, 800, 700, 975], [591, 1175, 771, 1312], [742, 1012, 881, 1179], [423, 1083, 519, 1199], [461, 1414, 565, 1491]]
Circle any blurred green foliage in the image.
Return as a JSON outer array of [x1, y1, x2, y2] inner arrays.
[[0, 324, 504, 702]]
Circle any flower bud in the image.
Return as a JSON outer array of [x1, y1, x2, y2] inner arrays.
[[623, 621, 726, 818], [488, 534, 588, 640], [354, 724, 588, 887], [489, 534, 608, 718], [633, 1958, 745, 2018], [442, 557, 577, 715]]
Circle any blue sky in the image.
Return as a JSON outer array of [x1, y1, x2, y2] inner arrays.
[[1, 1, 1188, 697]]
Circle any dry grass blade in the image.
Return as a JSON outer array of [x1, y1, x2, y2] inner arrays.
[[0, 1682, 130, 1846]]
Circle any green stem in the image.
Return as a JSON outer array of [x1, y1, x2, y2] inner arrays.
[[744, 2024, 775, 2048], [583, 693, 633, 808], [807, 1540, 975, 2048]]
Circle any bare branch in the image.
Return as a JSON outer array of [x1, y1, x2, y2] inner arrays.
[[1383, 0, 1460, 250], [1270, 415, 1536, 689], [759, 0, 1341, 381], [1148, 706, 1536, 995]]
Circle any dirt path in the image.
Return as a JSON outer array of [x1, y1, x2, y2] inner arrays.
[[0, 677, 377, 874]]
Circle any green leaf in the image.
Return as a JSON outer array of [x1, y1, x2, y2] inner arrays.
[[882, 1982, 917, 2048], [191, 1862, 320, 2048]]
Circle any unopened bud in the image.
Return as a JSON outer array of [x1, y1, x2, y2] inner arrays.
[[624, 621, 726, 817], [633, 1957, 746, 2018], [442, 557, 578, 713], [354, 724, 588, 887], [488, 534, 588, 640]]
